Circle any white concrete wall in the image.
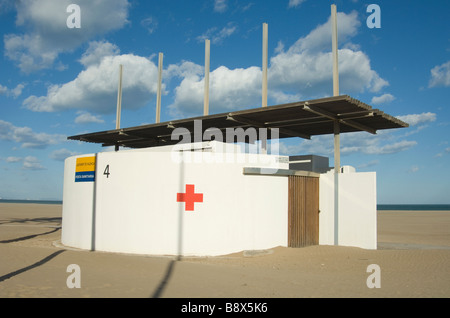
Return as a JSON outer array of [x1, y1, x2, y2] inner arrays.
[[62, 142, 378, 255], [61, 154, 96, 250], [62, 142, 289, 256], [319, 171, 377, 249]]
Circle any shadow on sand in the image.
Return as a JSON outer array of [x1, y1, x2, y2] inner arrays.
[[0, 250, 65, 283]]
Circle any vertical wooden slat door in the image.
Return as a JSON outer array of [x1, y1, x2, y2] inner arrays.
[[288, 176, 319, 247]]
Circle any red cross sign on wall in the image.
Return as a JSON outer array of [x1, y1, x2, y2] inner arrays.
[[177, 184, 203, 211]]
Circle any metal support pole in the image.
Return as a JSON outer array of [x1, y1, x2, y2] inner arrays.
[[204, 39, 210, 116], [262, 23, 268, 108], [156, 52, 163, 123], [331, 4, 340, 173], [334, 120, 340, 173], [331, 4, 340, 246], [115, 64, 123, 130], [331, 4, 339, 97], [115, 64, 123, 151]]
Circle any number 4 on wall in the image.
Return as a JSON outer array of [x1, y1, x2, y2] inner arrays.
[[103, 165, 110, 178]]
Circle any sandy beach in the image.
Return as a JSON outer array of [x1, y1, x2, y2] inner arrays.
[[0, 203, 449, 298]]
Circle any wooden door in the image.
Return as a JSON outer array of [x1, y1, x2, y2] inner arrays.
[[288, 176, 319, 247]]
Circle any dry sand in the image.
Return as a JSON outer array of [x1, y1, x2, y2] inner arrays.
[[0, 203, 449, 298]]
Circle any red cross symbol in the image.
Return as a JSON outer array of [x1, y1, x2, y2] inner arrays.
[[177, 184, 203, 211]]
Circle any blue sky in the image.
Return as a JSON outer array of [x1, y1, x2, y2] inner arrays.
[[0, 0, 449, 203]]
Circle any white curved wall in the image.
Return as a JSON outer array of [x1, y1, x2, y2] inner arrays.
[[61, 141, 378, 256], [61, 143, 289, 256], [61, 154, 96, 250]]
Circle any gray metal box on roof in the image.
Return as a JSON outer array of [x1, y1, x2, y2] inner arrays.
[[289, 155, 330, 173]]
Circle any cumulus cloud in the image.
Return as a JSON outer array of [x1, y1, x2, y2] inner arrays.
[[4, 0, 129, 72], [22, 156, 46, 170], [171, 10, 388, 117], [79, 41, 120, 67], [428, 61, 450, 88], [197, 22, 238, 45], [371, 93, 395, 105], [0, 83, 25, 98], [5, 156, 22, 163], [364, 140, 417, 155], [268, 11, 388, 96], [396, 112, 436, 126], [23, 47, 161, 114], [279, 130, 417, 157], [169, 65, 261, 116], [288, 0, 306, 8], [0, 119, 65, 149], [74, 111, 105, 124]]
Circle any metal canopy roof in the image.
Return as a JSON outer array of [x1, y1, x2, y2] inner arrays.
[[68, 95, 408, 149]]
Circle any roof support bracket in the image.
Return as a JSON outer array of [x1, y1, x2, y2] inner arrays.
[[228, 114, 311, 139], [302, 103, 376, 134]]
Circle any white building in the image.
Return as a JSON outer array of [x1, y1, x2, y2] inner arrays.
[[61, 96, 407, 256]]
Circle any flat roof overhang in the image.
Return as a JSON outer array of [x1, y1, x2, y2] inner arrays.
[[68, 95, 408, 149]]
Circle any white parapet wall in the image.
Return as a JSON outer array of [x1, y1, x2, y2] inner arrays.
[[319, 170, 377, 250], [62, 141, 289, 256]]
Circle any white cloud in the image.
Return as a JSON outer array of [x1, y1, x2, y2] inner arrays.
[[371, 93, 395, 105], [0, 83, 25, 98], [269, 91, 302, 105], [288, 0, 306, 8], [197, 22, 238, 45], [141, 16, 158, 34], [166, 61, 204, 79], [50, 148, 80, 161], [23, 51, 160, 114], [214, 0, 227, 12], [22, 156, 46, 170], [4, 0, 130, 72], [74, 111, 105, 124], [364, 140, 417, 155], [274, 41, 285, 54], [169, 65, 261, 116], [5, 156, 22, 163], [429, 61, 450, 88], [396, 112, 436, 126], [79, 41, 120, 67], [0, 119, 65, 149], [171, 10, 388, 118], [269, 11, 388, 95], [290, 11, 360, 53], [279, 131, 416, 157]]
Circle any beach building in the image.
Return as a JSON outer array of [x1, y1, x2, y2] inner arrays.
[[60, 5, 408, 256], [62, 96, 407, 256]]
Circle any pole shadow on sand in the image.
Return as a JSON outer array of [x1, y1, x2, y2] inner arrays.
[[0, 250, 65, 283]]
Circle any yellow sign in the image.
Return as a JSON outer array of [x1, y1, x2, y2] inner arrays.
[[76, 156, 96, 172], [75, 156, 96, 182]]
